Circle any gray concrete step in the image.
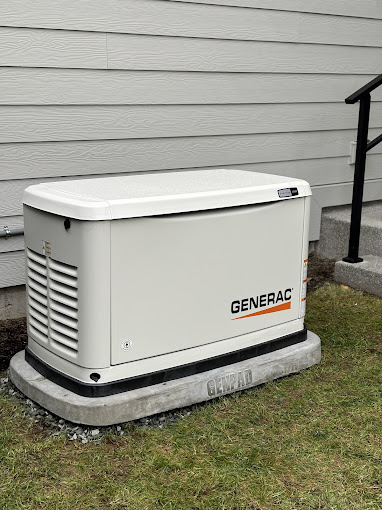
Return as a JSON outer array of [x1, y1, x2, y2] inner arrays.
[[316, 201, 382, 260], [316, 201, 382, 296], [335, 254, 382, 297]]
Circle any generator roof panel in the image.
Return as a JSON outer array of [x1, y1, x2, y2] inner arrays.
[[23, 169, 311, 220]]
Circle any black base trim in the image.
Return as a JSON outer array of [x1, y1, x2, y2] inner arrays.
[[25, 327, 307, 398]]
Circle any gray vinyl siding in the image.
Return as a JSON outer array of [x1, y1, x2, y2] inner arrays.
[[169, 0, 382, 19], [1, 0, 382, 287]]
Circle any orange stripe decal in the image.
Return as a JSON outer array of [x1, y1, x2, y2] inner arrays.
[[232, 301, 291, 320]]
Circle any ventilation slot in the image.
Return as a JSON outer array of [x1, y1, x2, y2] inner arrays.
[[27, 249, 48, 343], [50, 330, 78, 354], [50, 290, 78, 311], [49, 268, 77, 288], [48, 257, 79, 354], [27, 249, 47, 266], [29, 304, 48, 326], [49, 280, 77, 299], [28, 277, 47, 297], [29, 315, 49, 344], [49, 258, 77, 278], [28, 280, 47, 300], [26, 249, 79, 357], [49, 299, 78, 320]]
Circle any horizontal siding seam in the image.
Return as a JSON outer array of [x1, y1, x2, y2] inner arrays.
[[1, 24, 381, 49], [0, 101, 373, 107], [0, 67, 380, 76], [0, 101, 381, 107], [0, 101, 380, 107], [312, 176, 382, 190], [3, 155, 382, 183], [164, 0, 382, 21], [0, 67, 378, 77], [0, 128, 377, 146]]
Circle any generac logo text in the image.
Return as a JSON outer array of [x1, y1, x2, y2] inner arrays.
[[231, 289, 292, 320]]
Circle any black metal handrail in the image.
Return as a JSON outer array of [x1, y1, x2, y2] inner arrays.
[[343, 73, 382, 263]]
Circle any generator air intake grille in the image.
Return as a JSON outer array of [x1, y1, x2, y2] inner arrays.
[[26, 248, 79, 357]]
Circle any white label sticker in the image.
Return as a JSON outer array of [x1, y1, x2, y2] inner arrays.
[[300, 299, 306, 317], [303, 260, 308, 279], [121, 339, 132, 351], [302, 281, 307, 299], [42, 240, 51, 257]]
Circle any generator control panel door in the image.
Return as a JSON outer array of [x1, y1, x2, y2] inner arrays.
[[110, 198, 306, 365]]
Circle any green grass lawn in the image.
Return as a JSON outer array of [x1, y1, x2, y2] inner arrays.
[[0, 283, 381, 510]]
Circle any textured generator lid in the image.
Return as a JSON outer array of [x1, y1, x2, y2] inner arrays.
[[23, 169, 311, 220]]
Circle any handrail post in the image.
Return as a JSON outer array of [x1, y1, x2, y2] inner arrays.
[[343, 93, 371, 264]]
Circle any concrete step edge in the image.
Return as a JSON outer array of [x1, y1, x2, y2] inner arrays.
[[334, 254, 382, 297]]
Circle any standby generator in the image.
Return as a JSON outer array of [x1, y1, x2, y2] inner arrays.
[[18, 169, 315, 408]]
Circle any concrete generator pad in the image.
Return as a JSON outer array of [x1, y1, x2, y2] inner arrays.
[[9, 332, 321, 426]]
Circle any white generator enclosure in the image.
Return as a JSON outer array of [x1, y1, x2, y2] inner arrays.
[[21, 169, 313, 400]]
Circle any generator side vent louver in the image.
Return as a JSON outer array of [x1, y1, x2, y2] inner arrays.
[[26, 248, 79, 357]]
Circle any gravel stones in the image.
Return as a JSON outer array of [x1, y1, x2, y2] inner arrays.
[[0, 372, 196, 442]]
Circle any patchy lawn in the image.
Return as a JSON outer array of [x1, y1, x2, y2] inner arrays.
[[0, 283, 382, 509]]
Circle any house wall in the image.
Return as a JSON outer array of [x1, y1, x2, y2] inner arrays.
[[1, 0, 382, 288]]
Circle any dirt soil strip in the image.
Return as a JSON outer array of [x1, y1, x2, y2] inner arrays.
[[0, 317, 27, 371]]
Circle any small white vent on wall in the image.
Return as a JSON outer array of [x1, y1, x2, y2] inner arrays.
[[349, 141, 357, 165]]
